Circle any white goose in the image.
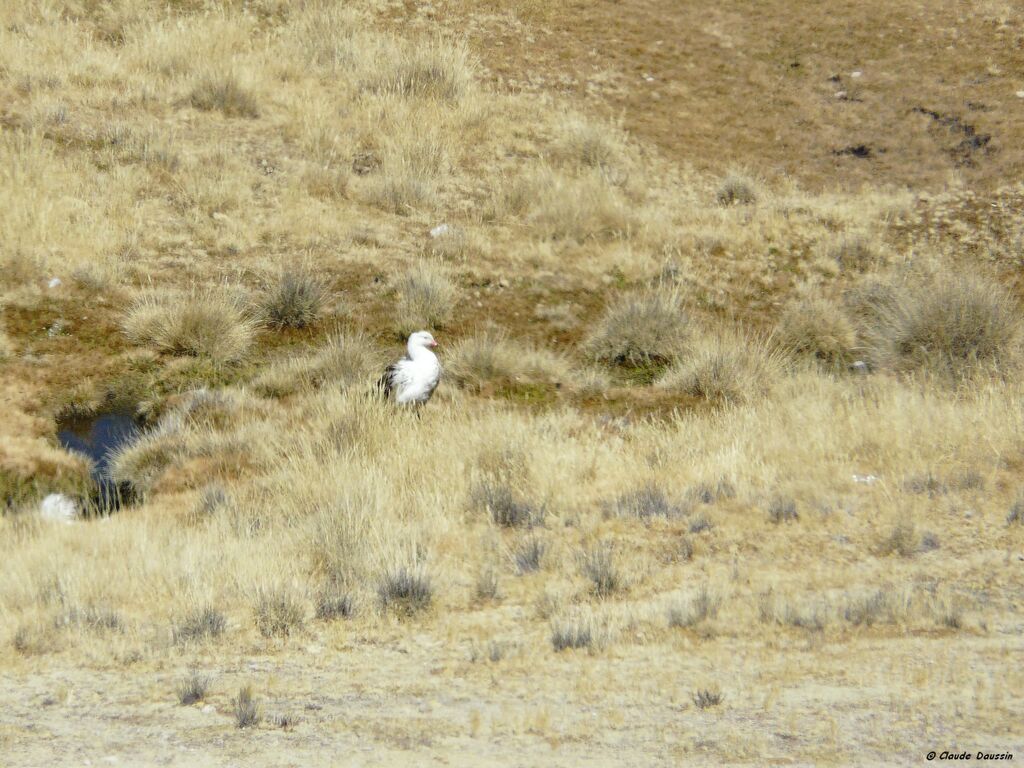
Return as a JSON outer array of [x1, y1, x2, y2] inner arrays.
[[378, 330, 442, 406]]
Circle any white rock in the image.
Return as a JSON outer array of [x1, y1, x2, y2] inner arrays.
[[48, 277, 62, 289], [429, 224, 450, 238], [850, 70, 863, 78], [850, 360, 869, 374], [1016, 91, 1024, 99], [39, 493, 78, 524], [201, 704, 215, 714], [852, 474, 880, 485]]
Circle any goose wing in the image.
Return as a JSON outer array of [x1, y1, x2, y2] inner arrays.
[[377, 358, 413, 399]]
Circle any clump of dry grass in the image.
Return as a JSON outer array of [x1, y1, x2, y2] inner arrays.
[[314, 589, 355, 621], [173, 605, 227, 644], [580, 543, 623, 597], [658, 329, 783, 403], [605, 483, 686, 519], [122, 289, 258, 364], [584, 288, 689, 371], [775, 297, 858, 371], [549, 113, 630, 180], [715, 171, 759, 206], [447, 332, 570, 393], [876, 521, 920, 557], [233, 684, 262, 729], [189, 72, 260, 118], [253, 587, 305, 638], [767, 496, 799, 524], [826, 231, 881, 272], [362, 37, 474, 101], [263, 269, 328, 329], [1008, 493, 1024, 525], [526, 169, 633, 241], [514, 533, 548, 574], [254, 331, 378, 398], [867, 272, 1022, 380], [551, 609, 611, 653], [303, 163, 349, 199], [692, 688, 724, 709], [667, 586, 721, 628], [176, 671, 212, 706], [471, 480, 540, 528], [378, 564, 433, 615], [394, 261, 456, 335]]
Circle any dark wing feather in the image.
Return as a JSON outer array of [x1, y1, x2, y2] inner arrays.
[[377, 363, 400, 398]]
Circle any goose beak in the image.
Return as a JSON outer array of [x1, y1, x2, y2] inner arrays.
[[430, 340, 438, 348]]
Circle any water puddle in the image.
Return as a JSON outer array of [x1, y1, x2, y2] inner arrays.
[[56, 410, 142, 511]]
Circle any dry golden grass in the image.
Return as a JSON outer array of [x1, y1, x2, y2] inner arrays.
[[0, 1, 1022, 765]]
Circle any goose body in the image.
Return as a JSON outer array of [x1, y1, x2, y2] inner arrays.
[[378, 331, 441, 406]]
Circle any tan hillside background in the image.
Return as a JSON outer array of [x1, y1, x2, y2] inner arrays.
[[1, 0, 1023, 765]]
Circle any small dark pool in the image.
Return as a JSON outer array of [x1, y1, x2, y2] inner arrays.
[[57, 410, 142, 511]]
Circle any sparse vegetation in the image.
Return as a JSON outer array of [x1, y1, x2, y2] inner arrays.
[[551, 610, 610, 652]]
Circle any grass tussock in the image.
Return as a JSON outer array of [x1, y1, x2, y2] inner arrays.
[[605, 483, 687, 519], [716, 171, 759, 206], [189, 72, 260, 118], [233, 684, 262, 729], [551, 609, 611, 653], [394, 261, 456, 335], [514, 533, 548, 574], [253, 588, 305, 638], [868, 272, 1022, 380], [378, 564, 433, 615], [658, 329, 783, 403], [776, 298, 858, 371], [471, 480, 540, 528], [254, 331, 378, 398], [173, 605, 227, 644], [122, 289, 258, 364], [263, 269, 328, 329], [176, 671, 212, 706], [448, 332, 571, 393], [584, 289, 689, 371], [314, 589, 355, 621], [667, 586, 721, 628], [362, 37, 474, 101], [580, 543, 623, 597], [526, 169, 633, 241]]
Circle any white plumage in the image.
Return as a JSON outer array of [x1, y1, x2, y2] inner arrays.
[[39, 493, 78, 524], [378, 331, 442, 406]]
